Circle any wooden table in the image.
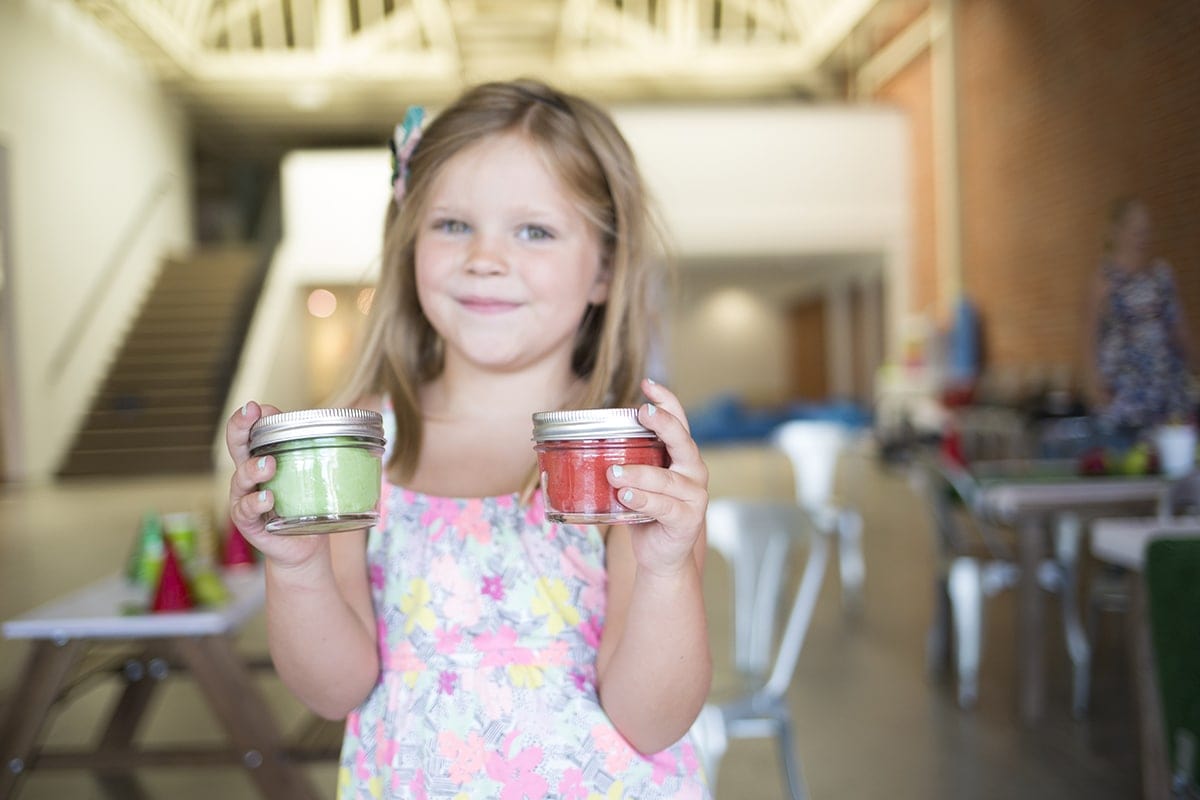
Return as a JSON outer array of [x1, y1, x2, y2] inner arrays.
[[971, 462, 1175, 723], [0, 568, 328, 800]]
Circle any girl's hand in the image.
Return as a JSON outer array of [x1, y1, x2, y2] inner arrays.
[[226, 401, 328, 570], [606, 379, 708, 577]]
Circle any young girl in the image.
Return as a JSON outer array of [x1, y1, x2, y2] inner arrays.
[[226, 79, 712, 798]]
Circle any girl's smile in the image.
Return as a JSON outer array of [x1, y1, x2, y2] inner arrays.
[[455, 294, 524, 314]]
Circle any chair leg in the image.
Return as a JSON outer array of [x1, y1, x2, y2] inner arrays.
[[837, 510, 866, 615], [689, 704, 727, 794], [948, 557, 984, 708], [773, 711, 808, 800], [1054, 513, 1091, 717], [927, 575, 952, 679]]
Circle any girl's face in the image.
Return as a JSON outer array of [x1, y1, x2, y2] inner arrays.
[[414, 132, 610, 378]]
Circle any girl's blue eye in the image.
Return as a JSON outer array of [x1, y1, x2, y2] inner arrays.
[[518, 224, 553, 241], [435, 219, 469, 234]]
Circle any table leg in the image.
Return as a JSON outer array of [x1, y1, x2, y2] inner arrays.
[[0, 639, 85, 800], [93, 654, 165, 800], [1053, 513, 1091, 718], [172, 636, 320, 800], [1017, 516, 1046, 723]]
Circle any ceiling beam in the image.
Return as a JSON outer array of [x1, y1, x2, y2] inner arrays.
[[202, 0, 274, 41], [110, 0, 199, 72], [411, 0, 459, 51], [790, 0, 883, 68], [853, 8, 932, 97]]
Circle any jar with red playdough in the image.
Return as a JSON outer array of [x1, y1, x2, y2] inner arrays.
[[531, 408, 668, 525]]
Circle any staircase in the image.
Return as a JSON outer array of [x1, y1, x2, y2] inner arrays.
[[58, 247, 262, 477]]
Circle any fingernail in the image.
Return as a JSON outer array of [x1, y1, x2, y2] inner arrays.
[[621, 489, 634, 503], [258, 490, 268, 503], [241, 403, 249, 417], [646, 377, 657, 385], [611, 464, 624, 478], [645, 403, 657, 417], [257, 457, 267, 471]]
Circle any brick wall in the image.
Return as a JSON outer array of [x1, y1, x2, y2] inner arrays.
[[878, 0, 1200, 382]]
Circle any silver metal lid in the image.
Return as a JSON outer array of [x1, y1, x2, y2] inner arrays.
[[249, 408, 385, 451], [531, 408, 655, 442]]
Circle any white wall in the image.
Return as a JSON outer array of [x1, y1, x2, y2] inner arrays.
[[219, 104, 908, 451], [0, 0, 193, 481]]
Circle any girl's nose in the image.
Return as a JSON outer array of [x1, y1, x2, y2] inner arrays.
[[465, 234, 509, 275]]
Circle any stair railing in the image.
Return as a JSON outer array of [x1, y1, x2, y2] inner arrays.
[[45, 173, 176, 384], [212, 176, 282, 427]]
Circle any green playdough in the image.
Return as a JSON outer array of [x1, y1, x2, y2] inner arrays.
[[262, 436, 382, 519]]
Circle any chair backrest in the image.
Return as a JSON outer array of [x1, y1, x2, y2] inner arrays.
[[770, 420, 850, 514], [706, 498, 818, 688], [910, 453, 978, 555], [1144, 538, 1200, 793]]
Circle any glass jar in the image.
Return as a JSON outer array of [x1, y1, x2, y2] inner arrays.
[[532, 408, 668, 525], [249, 408, 386, 534]]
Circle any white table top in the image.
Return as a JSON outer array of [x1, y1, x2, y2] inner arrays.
[[2, 566, 266, 641], [971, 463, 1173, 521], [1090, 516, 1200, 570]]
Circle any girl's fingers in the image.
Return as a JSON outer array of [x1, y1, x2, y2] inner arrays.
[[635, 398, 707, 488], [609, 461, 703, 506], [641, 379, 691, 433], [230, 485, 274, 536], [225, 401, 281, 463]]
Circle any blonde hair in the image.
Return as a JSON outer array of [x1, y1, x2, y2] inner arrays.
[[338, 79, 669, 487]]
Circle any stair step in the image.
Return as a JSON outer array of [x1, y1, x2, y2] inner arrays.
[[96, 383, 225, 402], [128, 320, 236, 337], [85, 406, 219, 429], [135, 306, 240, 322], [119, 338, 228, 356], [74, 425, 214, 451], [59, 446, 215, 477], [143, 289, 244, 304], [103, 374, 220, 393], [111, 352, 226, 369]]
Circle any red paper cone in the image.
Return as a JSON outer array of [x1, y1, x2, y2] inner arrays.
[[152, 538, 195, 612], [221, 519, 258, 568]]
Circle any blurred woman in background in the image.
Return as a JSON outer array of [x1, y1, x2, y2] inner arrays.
[[1082, 196, 1194, 434]]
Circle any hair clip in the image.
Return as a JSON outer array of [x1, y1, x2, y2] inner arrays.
[[389, 106, 426, 204]]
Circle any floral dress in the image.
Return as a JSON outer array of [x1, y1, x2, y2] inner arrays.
[[1097, 259, 1191, 429], [336, 406, 710, 799]]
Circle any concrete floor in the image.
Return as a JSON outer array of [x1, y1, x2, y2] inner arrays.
[[0, 444, 1141, 799]]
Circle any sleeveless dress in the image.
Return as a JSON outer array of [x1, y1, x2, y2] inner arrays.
[[336, 405, 710, 799], [1096, 259, 1191, 429]]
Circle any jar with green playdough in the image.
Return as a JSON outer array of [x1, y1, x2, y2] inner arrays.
[[249, 408, 386, 535]]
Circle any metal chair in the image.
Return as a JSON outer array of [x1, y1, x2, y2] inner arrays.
[[911, 452, 1020, 708], [771, 420, 865, 613], [692, 498, 824, 800]]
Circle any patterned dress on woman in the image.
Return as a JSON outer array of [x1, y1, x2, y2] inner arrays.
[[1097, 258, 1191, 430], [336, 403, 711, 799]]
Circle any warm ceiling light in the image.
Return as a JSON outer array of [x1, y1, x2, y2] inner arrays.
[[307, 288, 337, 318], [289, 82, 331, 111]]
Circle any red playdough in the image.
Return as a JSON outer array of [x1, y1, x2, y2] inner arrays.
[[536, 437, 667, 524]]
